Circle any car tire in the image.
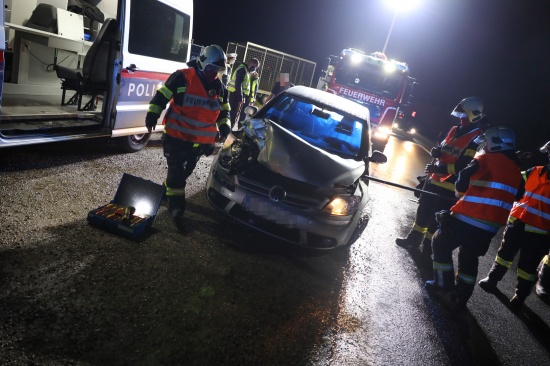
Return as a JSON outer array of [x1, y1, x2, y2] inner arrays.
[[115, 133, 152, 153]]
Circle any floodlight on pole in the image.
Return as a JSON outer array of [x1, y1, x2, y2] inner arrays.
[[382, 0, 420, 54]]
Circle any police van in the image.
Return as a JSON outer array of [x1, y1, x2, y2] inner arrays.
[[0, 0, 193, 151]]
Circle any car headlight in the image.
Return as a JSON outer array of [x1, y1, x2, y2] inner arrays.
[[323, 195, 360, 216], [409, 128, 416, 134]]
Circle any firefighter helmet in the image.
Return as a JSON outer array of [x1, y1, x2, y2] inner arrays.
[[474, 127, 516, 152], [197, 44, 227, 73], [540, 141, 550, 153], [451, 97, 485, 123]]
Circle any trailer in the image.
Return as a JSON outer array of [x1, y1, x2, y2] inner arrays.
[[226, 42, 316, 102]]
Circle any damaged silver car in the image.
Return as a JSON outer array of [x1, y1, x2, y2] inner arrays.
[[206, 86, 387, 249]]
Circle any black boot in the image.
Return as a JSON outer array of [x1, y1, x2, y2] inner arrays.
[[535, 257, 550, 300], [455, 280, 475, 310], [396, 230, 425, 249], [509, 277, 534, 312], [479, 262, 508, 293], [168, 196, 187, 233], [425, 269, 454, 292]]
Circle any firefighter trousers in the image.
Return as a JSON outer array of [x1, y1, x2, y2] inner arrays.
[[413, 181, 457, 237], [163, 134, 202, 210], [494, 219, 550, 290], [432, 214, 496, 302]]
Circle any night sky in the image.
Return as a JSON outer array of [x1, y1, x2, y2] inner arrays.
[[193, 0, 550, 152]]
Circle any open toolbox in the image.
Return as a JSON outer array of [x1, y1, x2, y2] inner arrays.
[[87, 174, 166, 239]]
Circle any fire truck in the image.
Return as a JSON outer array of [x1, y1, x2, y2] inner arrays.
[[0, 0, 193, 152], [317, 48, 417, 150]]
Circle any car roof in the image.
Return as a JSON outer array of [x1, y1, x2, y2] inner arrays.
[[284, 86, 370, 122]]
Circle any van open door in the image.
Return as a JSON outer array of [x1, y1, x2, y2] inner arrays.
[[115, 0, 193, 151]]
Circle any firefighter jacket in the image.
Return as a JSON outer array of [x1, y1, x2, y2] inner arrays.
[[451, 152, 522, 233], [227, 62, 251, 100], [509, 165, 550, 234], [430, 124, 482, 191], [146, 66, 231, 145]]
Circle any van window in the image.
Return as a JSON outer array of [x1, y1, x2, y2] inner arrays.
[[128, 0, 190, 62]]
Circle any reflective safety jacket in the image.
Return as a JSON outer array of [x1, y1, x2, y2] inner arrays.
[[227, 62, 250, 97], [452, 152, 522, 231], [510, 166, 550, 233], [248, 74, 259, 103], [146, 66, 231, 145], [430, 125, 482, 191]]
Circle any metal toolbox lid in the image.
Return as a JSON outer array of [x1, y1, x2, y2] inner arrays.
[[112, 174, 165, 218]]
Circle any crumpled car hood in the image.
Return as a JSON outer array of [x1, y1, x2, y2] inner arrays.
[[240, 118, 365, 187]]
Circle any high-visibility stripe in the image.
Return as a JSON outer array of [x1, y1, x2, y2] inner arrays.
[[543, 255, 550, 266], [430, 179, 455, 191], [525, 191, 550, 205], [517, 268, 537, 282], [148, 104, 164, 114], [470, 180, 519, 195], [461, 195, 513, 211], [177, 86, 187, 94], [433, 261, 453, 272], [412, 223, 427, 234], [165, 186, 185, 196], [158, 85, 173, 100], [457, 271, 476, 284], [447, 163, 456, 175], [495, 256, 513, 268], [524, 224, 548, 234], [425, 231, 434, 240], [452, 212, 500, 233], [464, 148, 477, 158]]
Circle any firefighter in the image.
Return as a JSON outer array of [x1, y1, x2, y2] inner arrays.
[[227, 57, 260, 128], [479, 140, 550, 310], [145, 44, 231, 233], [426, 127, 523, 309], [396, 97, 488, 257]]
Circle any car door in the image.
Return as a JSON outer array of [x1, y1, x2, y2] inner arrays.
[[114, 0, 193, 131]]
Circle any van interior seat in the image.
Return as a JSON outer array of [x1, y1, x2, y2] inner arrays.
[[55, 18, 117, 111], [24, 3, 58, 33]]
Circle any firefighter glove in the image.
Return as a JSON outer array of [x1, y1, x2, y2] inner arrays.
[[218, 123, 231, 140], [430, 147, 441, 158], [425, 163, 439, 174], [145, 117, 157, 133]]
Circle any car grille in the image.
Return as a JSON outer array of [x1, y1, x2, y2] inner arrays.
[[237, 166, 324, 209]]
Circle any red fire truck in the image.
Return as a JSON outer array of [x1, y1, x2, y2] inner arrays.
[[317, 48, 417, 150]]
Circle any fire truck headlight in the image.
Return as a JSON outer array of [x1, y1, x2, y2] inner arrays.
[[351, 53, 363, 64], [374, 126, 391, 139], [323, 196, 360, 216]]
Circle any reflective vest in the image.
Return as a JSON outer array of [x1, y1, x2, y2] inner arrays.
[[510, 166, 550, 233], [248, 75, 259, 103], [452, 152, 522, 227], [227, 63, 250, 95], [162, 68, 221, 144], [431, 126, 482, 183]]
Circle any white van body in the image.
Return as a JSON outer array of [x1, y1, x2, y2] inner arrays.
[[0, 0, 193, 152]]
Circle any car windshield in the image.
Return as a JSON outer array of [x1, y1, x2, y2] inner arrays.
[[257, 94, 365, 159]]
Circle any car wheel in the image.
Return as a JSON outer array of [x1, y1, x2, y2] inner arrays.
[[115, 133, 152, 153]]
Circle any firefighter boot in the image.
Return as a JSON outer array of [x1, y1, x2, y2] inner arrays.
[[478, 262, 508, 293], [168, 195, 187, 233], [425, 269, 455, 292], [535, 257, 550, 300], [510, 277, 535, 312], [396, 230, 425, 250], [455, 280, 475, 311]]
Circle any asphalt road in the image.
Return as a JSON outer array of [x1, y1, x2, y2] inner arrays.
[[0, 133, 549, 365]]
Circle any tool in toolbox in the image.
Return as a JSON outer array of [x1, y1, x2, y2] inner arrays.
[[87, 174, 166, 239]]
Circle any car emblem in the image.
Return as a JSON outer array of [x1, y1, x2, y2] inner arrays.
[[268, 186, 287, 203]]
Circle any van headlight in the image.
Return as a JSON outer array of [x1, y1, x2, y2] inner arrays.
[[323, 195, 360, 216]]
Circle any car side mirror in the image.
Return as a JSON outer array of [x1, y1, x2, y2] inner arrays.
[[368, 150, 387, 164], [244, 105, 258, 117]]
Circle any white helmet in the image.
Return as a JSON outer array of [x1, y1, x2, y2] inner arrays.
[[451, 97, 485, 123], [474, 127, 516, 152], [197, 44, 227, 73]]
